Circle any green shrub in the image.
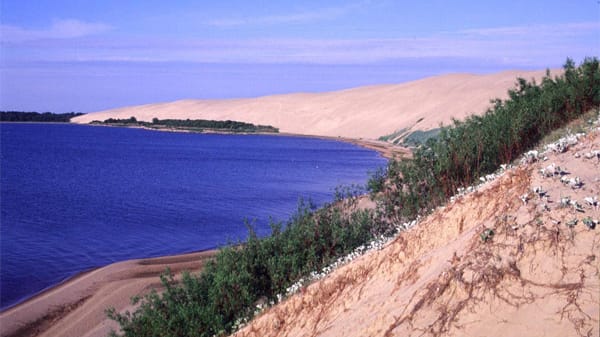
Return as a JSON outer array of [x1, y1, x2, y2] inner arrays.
[[373, 57, 599, 226], [99, 117, 279, 133], [107, 202, 378, 337]]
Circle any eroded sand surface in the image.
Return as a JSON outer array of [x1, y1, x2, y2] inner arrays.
[[234, 131, 600, 337]]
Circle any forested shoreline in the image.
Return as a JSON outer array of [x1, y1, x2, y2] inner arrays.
[[0, 111, 85, 122], [92, 117, 279, 134]]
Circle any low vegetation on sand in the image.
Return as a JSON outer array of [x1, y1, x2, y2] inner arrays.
[[107, 57, 599, 337], [372, 57, 599, 226], [92, 117, 279, 134]]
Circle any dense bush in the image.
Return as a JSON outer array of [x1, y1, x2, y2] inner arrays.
[[107, 201, 376, 337], [96, 117, 279, 133], [108, 57, 599, 337], [152, 118, 279, 133], [373, 57, 599, 225], [101, 116, 139, 124]]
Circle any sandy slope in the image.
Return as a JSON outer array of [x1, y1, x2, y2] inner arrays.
[[234, 130, 600, 337], [0, 250, 216, 337], [72, 70, 555, 139]]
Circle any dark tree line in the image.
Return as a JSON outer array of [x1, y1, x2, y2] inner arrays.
[[94, 117, 279, 133], [151, 118, 279, 133], [0, 111, 85, 122]]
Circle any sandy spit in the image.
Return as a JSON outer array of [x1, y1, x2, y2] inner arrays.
[[85, 123, 409, 160], [0, 250, 216, 337]]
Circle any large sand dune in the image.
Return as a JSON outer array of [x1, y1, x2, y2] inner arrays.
[[72, 70, 555, 139]]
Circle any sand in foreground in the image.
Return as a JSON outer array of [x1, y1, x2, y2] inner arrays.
[[0, 250, 216, 337]]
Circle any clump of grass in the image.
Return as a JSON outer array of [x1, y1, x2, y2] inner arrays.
[[378, 127, 408, 142], [401, 128, 442, 147], [480, 228, 495, 242], [540, 107, 599, 145]]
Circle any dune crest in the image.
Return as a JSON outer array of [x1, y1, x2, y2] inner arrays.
[[72, 70, 555, 139]]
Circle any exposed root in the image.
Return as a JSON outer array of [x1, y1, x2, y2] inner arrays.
[[235, 130, 600, 337], [382, 167, 599, 337]]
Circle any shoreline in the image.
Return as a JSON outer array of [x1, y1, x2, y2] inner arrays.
[[83, 122, 409, 160], [0, 249, 218, 337], [0, 123, 405, 337]]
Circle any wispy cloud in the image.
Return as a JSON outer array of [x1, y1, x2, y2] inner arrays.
[[456, 21, 600, 38], [204, 2, 366, 27], [2, 21, 597, 68], [0, 19, 112, 43]]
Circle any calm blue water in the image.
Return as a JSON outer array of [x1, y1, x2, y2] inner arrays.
[[0, 123, 385, 309]]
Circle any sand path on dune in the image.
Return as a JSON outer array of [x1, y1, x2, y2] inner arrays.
[[0, 250, 216, 337]]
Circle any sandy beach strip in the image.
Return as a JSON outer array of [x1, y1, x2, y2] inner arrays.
[[0, 249, 217, 337], [84, 122, 409, 160], [332, 137, 410, 159]]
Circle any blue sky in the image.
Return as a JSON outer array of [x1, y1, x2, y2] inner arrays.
[[1, 0, 598, 112]]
